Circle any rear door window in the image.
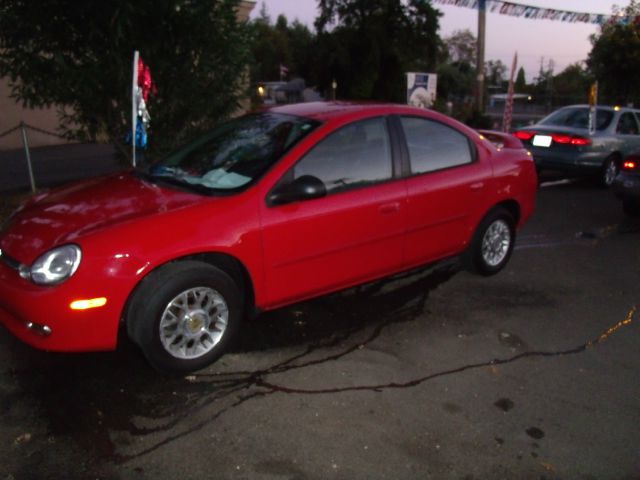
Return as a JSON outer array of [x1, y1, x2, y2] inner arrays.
[[616, 112, 640, 135], [400, 117, 473, 175]]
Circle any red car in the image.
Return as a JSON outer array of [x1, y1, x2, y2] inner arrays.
[[0, 103, 537, 372]]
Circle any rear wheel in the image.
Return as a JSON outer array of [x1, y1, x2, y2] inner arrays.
[[127, 261, 243, 373], [465, 207, 516, 276], [602, 156, 619, 187]]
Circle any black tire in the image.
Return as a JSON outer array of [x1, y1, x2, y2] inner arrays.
[[127, 261, 243, 373], [464, 207, 516, 276], [623, 198, 640, 217], [601, 155, 619, 187]]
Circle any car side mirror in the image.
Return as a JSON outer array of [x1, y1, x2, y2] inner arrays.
[[268, 175, 327, 206]]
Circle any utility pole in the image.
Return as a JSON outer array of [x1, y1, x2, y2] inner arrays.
[[476, 0, 486, 112]]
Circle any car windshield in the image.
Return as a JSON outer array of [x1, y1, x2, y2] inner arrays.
[[142, 113, 320, 193], [539, 107, 613, 131]]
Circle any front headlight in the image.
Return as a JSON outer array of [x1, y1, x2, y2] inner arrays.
[[30, 245, 82, 285]]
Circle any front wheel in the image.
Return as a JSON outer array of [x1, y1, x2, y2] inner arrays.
[[464, 207, 516, 276], [127, 261, 243, 373]]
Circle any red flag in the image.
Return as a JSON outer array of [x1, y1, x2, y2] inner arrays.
[[137, 57, 157, 102]]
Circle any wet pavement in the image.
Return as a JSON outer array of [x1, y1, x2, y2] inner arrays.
[[1, 177, 639, 479]]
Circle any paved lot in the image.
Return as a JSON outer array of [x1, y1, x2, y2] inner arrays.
[[1, 178, 639, 480]]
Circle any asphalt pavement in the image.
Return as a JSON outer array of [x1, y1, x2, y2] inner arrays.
[[1, 177, 639, 479]]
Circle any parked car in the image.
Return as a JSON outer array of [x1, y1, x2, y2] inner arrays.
[[0, 102, 538, 373], [514, 105, 640, 186], [612, 155, 640, 216]]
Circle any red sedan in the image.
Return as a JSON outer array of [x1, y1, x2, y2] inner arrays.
[[0, 103, 537, 372]]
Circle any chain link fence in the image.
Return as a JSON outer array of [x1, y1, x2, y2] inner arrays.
[[0, 124, 122, 194], [0, 122, 69, 192]]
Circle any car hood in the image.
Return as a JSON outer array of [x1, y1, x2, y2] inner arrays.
[[1, 172, 204, 264]]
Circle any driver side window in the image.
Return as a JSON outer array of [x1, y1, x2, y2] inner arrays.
[[292, 117, 393, 194]]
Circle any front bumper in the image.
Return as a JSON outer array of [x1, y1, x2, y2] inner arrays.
[[0, 252, 131, 352]]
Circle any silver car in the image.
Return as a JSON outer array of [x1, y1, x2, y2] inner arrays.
[[514, 105, 640, 186]]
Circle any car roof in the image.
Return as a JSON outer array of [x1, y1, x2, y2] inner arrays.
[[268, 101, 426, 121], [556, 104, 640, 114], [265, 101, 483, 143]]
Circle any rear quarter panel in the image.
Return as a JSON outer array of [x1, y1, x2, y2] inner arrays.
[[488, 143, 538, 228]]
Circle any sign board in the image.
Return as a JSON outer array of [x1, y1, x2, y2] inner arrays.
[[407, 73, 437, 109]]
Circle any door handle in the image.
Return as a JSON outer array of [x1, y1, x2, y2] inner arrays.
[[379, 202, 401, 214], [470, 182, 485, 191]]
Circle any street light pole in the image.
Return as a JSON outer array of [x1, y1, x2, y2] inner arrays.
[[476, 0, 486, 112]]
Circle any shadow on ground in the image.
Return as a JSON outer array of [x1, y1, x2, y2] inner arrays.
[[2, 261, 459, 475]]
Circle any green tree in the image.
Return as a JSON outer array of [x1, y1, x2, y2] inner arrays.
[[515, 67, 527, 92], [0, 0, 252, 157], [588, 2, 640, 105], [436, 29, 475, 105], [486, 59, 506, 88], [314, 0, 441, 101], [250, 11, 292, 82], [436, 61, 474, 102], [287, 20, 316, 81], [553, 63, 592, 105], [531, 58, 555, 106], [443, 29, 476, 66], [250, 6, 316, 84], [437, 29, 501, 104]]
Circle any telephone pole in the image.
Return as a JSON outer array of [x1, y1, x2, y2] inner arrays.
[[476, 0, 486, 111]]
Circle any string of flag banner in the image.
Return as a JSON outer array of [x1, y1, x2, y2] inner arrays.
[[431, 0, 634, 25]]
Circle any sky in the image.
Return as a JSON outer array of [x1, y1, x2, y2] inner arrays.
[[250, 0, 626, 83]]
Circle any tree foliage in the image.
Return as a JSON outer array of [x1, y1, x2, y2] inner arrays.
[[0, 0, 252, 156], [553, 63, 591, 102], [443, 29, 477, 66], [588, 10, 640, 104], [313, 0, 441, 102], [486, 60, 506, 87], [515, 67, 526, 92], [249, 10, 314, 84]]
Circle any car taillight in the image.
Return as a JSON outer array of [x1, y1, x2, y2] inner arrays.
[[514, 131, 534, 141], [622, 157, 639, 170], [551, 134, 591, 146], [569, 136, 591, 146]]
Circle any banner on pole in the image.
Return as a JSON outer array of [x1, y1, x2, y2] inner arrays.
[[407, 73, 437, 109], [131, 51, 139, 167], [131, 51, 156, 167]]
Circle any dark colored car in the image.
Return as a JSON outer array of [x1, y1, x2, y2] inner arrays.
[[613, 156, 640, 216], [514, 105, 640, 186], [0, 102, 537, 373]]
